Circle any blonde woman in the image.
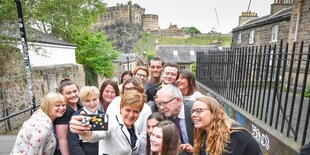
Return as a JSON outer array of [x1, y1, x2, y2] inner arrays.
[[191, 97, 262, 155], [11, 92, 66, 154]]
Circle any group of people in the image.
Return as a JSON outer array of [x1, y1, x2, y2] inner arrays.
[[11, 57, 263, 155]]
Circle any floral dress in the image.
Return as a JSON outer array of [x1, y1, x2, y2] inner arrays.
[[11, 109, 56, 155]]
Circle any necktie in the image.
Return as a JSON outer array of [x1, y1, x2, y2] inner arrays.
[[175, 117, 184, 143]]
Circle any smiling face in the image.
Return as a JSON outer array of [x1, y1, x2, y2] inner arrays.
[[50, 100, 66, 121], [121, 104, 141, 128], [156, 93, 180, 117], [135, 69, 148, 85], [101, 85, 116, 104], [62, 84, 80, 105], [163, 66, 178, 84], [147, 118, 160, 137], [83, 95, 99, 113], [191, 101, 212, 131], [150, 60, 163, 78], [176, 74, 189, 92], [150, 127, 163, 153]]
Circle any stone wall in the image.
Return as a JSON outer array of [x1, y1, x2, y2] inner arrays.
[[142, 14, 159, 32], [0, 48, 85, 134], [232, 19, 290, 47]]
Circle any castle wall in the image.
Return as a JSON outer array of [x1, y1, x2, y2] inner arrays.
[[142, 14, 159, 32]]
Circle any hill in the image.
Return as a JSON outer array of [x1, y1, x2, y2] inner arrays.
[[133, 33, 232, 57]]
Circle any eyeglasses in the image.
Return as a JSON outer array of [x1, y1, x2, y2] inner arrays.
[[190, 108, 210, 115], [156, 97, 177, 108], [135, 73, 147, 78], [124, 87, 136, 91]]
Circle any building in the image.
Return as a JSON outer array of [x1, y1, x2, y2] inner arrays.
[[18, 29, 77, 67], [158, 45, 221, 71], [95, 1, 185, 38], [232, 0, 309, 52]]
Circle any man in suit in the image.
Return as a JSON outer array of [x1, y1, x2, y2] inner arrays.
[[156, 84, 194, 154]]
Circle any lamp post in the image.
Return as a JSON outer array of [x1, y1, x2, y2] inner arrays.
[[126, 53, 130, 71]]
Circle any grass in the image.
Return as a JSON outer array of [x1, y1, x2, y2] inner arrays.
[[133, 32, 232, 56]]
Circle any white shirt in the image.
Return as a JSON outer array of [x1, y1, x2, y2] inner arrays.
[[183, 91, 205, 102]]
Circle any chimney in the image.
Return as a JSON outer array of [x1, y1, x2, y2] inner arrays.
[[238, 12, 258, 26], [143, 52, 147, 64], [155, 39, 159, 57], [270, 0, 292, 15]]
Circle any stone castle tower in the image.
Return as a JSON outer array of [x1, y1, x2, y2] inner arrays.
[[96, 1, 159, 31]]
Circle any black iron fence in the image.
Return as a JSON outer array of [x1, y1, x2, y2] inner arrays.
[[197, 40, 310, 146]]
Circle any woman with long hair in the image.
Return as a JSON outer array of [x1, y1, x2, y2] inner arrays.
[[140, 112, 166, 155], [176, 70, 204, 101], [11, 92, 66, 154], [54, 79, 83, 155], [99, 79, 120, 112], [150, 120, 180, 155], [191, 97, 262, 155]]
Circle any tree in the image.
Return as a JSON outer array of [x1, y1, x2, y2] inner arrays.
[[73, 29, 118, 77], [185, 26, 201, 36], [25, 0, 107, 42]]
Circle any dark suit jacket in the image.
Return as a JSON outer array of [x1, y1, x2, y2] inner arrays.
[[170, 100, 194, 155]]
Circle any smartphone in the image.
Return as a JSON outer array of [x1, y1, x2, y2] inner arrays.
[[84, 114, 109, 131]]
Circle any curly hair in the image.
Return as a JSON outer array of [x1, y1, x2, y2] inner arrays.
[[193, 97, 232, 155]]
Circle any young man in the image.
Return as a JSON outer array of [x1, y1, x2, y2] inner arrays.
[[146, 62, 179, 102], [144, 57, 163, 91]]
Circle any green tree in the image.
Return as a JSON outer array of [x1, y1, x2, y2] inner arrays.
[[185, 26, 201, 36], [25, 0, 107, 42], [73, 30, 119, 77]]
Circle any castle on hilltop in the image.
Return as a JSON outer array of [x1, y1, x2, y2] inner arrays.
[[95, 1, 186, 39]]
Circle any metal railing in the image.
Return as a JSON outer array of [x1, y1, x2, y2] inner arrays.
[[196, 40, 310, 145]]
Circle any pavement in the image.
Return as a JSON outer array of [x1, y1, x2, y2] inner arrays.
[[0, 135, 16, 155]]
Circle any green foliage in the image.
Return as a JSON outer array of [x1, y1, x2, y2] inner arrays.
[[134, 32, 232, 56], [190, 62, 196, 78], [185, 26, 201, 35], [73, 30, 119, 77], [84, 65, 98, 87], [25, 0, 107, 42], [147, 53, 154, 63]]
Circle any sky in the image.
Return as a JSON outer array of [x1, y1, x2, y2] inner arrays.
[[104, 0, 274, 34]]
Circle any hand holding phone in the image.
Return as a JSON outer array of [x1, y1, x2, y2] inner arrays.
[[82, 114, 109, 131]]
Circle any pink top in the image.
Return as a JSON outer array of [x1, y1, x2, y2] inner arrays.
[[11, 109, 56, 155]]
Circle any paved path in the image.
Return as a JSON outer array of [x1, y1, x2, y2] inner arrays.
[[0, 135, 16, 155]]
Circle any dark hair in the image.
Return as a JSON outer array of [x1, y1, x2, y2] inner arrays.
[[121, 77, 144, 95], [150, 57, 164, 66], [152, 120, 180, 155], [163, 62, 180, 79], [99, 80, 120, 104], [120, 71, 133, 84], [59, 78, 79, 94], [146, 112, 166, 155], [179, 70, 197, 96]]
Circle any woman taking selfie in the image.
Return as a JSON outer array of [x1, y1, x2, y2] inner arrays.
[[11, 92, 66, 154], [70, 91, 146, 154], [191, 97, 262, 155], [150, 120, 180, 155]]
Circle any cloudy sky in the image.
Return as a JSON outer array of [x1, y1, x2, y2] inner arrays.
[[104, 0, 274, 33]]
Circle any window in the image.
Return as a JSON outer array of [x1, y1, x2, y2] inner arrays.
[[271, 25, 279, 42], [237, 33, 242, 44], [190, 50, 195, 56], [249, 30, 254, 44], [173, 50, 178, 56], [180, 66, 186, 71]]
